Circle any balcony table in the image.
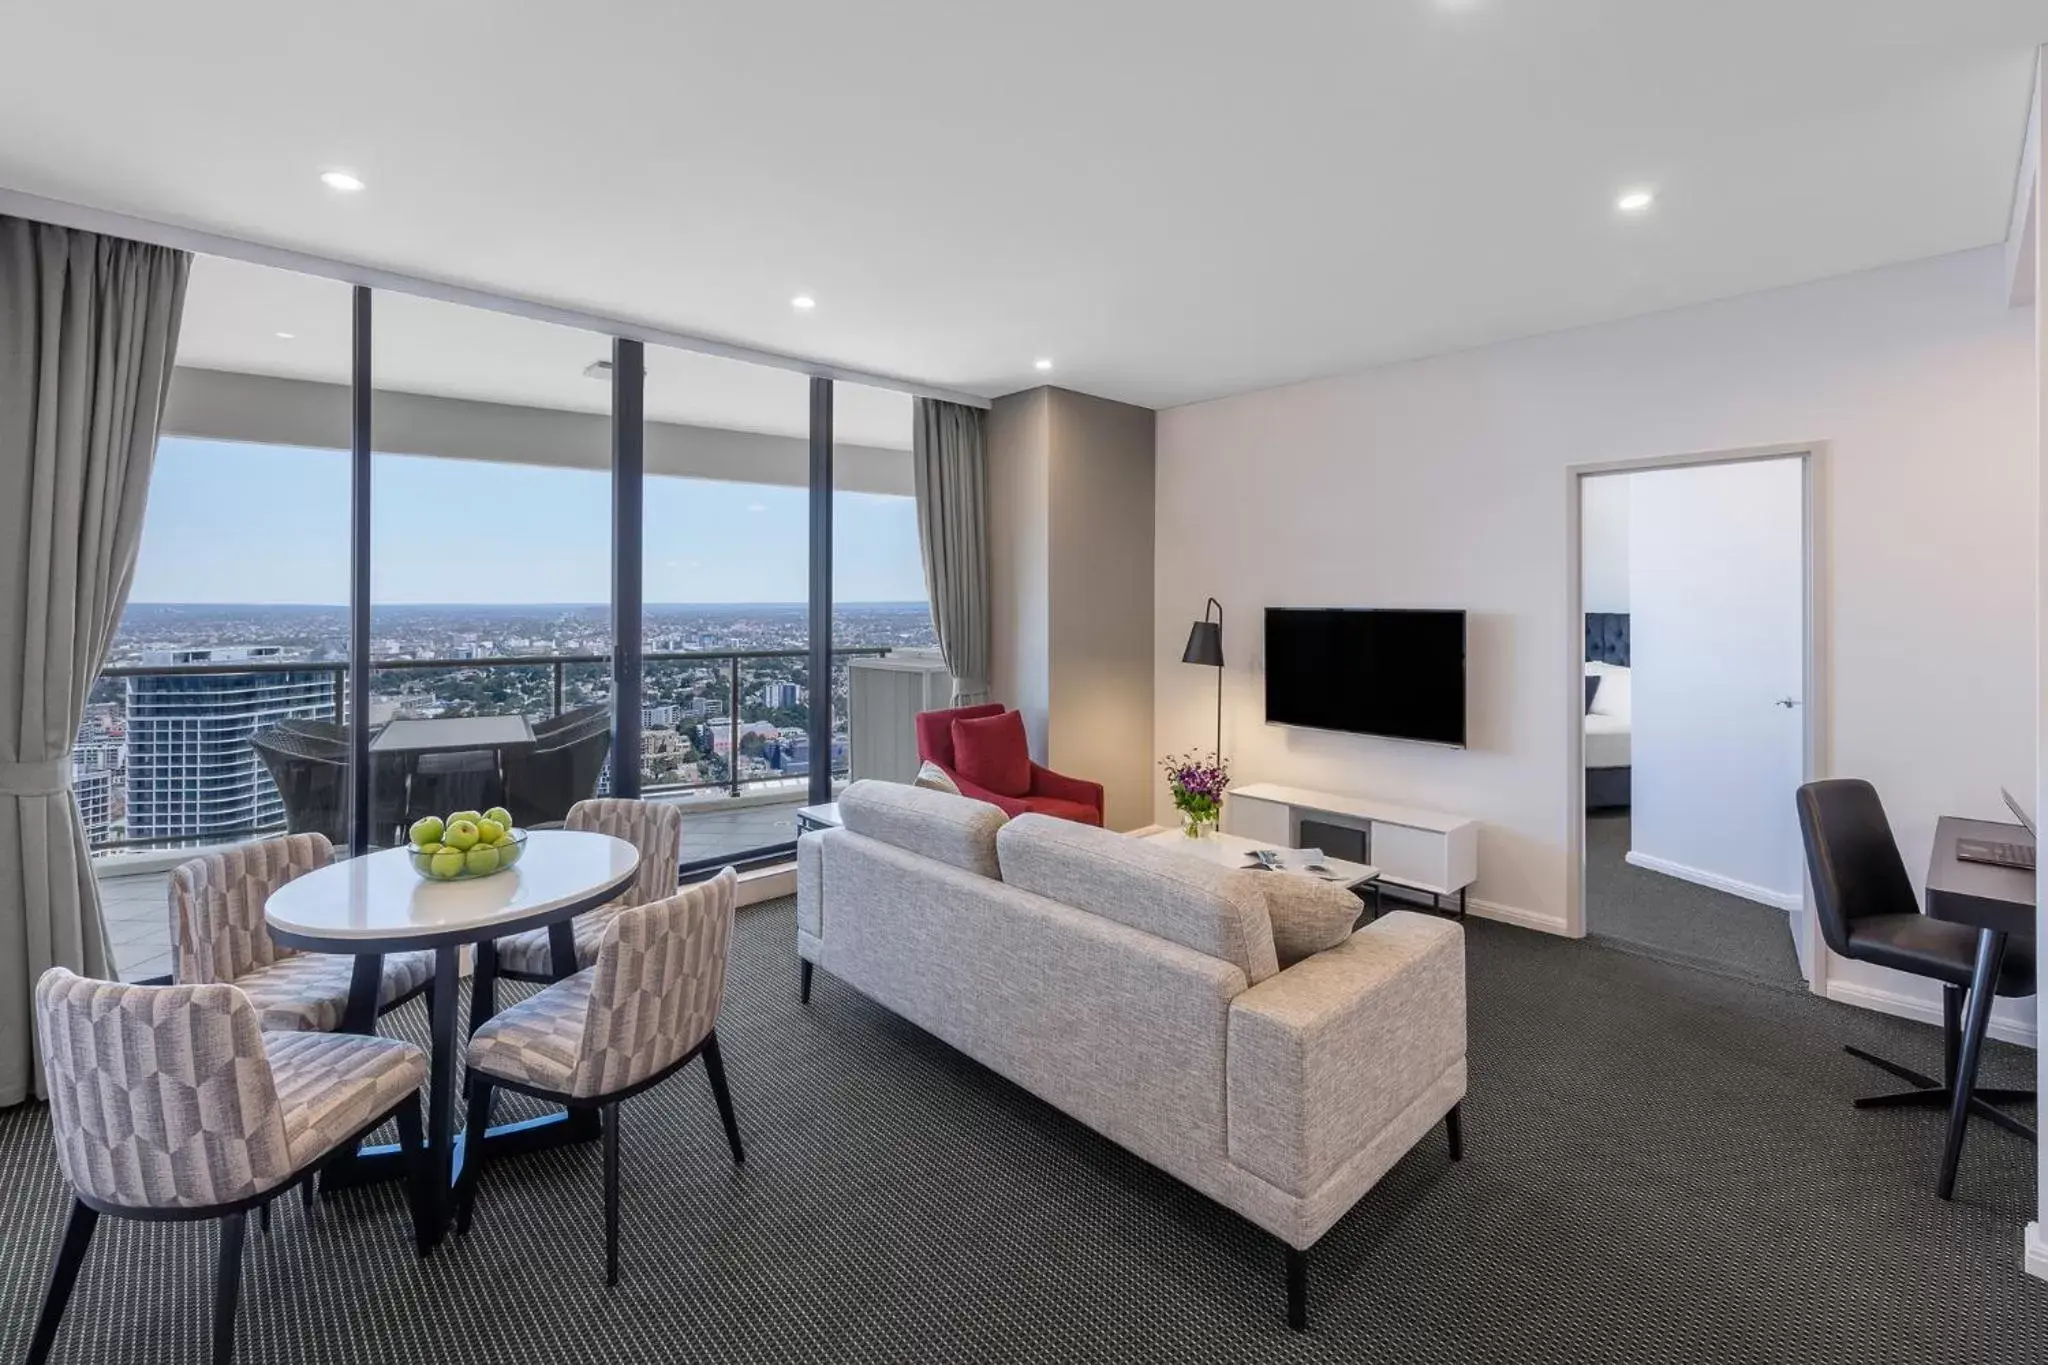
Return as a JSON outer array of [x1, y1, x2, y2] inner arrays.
[[264, 829, 638, 1247], [369, 714, 536, 756]]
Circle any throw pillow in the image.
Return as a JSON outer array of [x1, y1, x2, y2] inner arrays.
[[1589, 664, 1631, 719], [1584, 675, 1601, 714], [1260, 874, 1362, 967], [912, 760, 961, 796], [951, 710, 1032, 798]]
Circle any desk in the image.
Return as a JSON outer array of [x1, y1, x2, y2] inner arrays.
[[1924, 816, 2037, 1197]]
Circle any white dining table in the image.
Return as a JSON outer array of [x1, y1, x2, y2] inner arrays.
[[265, 829, 640, 1244]]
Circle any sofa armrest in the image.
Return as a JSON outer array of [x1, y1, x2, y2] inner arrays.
[[1226, 912, 1466, 1200], [1029, 762, 1104, 814]]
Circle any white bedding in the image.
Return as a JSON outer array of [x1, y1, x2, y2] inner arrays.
[[1584, 712, 1631, 768]]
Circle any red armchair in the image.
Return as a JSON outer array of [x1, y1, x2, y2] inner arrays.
[[914, 704, 1105, 826]]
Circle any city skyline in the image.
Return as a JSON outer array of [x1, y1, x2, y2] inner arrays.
[[131, 436, 931, 605]]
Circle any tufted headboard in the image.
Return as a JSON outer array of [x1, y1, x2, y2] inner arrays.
[[1585, 612, 1630, 666]]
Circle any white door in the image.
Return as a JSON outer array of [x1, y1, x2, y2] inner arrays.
[[1626, 458, 1808, 967]]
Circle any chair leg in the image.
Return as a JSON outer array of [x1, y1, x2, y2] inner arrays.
[[468, 939, 499, 1038], [701, 1030, 746, 1165], [454, 1075, 494, 1236], [214, 1212, 247, 1365], [1445, 1103, 1464, 1161], [25, 1198, 98, 1365], [1284, 1244, 1308, 1332], [393, 1094, 432, 1257], [258, 1199, 270, 1235], [602, 1100, 622, 1287], [301, 1174, 317, 1210], [799, 959, 813, 1004], [1939, 932, 2006, 1200]]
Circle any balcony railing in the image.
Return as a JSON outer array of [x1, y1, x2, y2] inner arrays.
[[87, 645, 889, 853]]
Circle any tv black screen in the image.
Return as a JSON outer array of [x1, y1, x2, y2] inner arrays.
[[1264, 608, 1467, 746]]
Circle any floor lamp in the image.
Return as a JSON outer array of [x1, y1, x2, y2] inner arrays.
[[1181, 598, 1224, 761]]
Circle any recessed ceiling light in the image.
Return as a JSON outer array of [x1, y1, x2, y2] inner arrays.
[[1616, 189, 1655, 213], [1034, 358, 1054, 372], [320, 170, 365, 192], [274, 331, 295, 340], [791, 295, 816, 311]]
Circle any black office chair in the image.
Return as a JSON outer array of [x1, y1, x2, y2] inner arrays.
[[1796, 778, 2036, 1196]]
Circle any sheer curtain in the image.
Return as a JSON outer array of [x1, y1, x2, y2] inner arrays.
[[0, 216, 189, 1105], [911, 398, 991, 706]]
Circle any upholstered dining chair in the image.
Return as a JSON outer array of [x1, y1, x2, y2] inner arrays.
[[170, 833, 436, 1033], [26, 970, 430, 1365], [456, 869, 743, 1286], [491, 798, 684, 984]]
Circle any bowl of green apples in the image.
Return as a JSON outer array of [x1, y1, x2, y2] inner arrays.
[[406, 808, 526, 881]]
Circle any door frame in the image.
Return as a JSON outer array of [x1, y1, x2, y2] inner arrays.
[[1562, 441, 1832, 996]]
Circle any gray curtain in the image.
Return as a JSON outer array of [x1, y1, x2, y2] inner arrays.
[[0, 217, 189, 1106], [912, 399, 991, 706]]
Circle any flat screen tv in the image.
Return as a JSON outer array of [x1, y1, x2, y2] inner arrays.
[[1264, 608, 1467, 747]]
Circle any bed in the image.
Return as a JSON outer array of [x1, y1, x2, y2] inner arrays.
[[1584, 612, 1631, 810]]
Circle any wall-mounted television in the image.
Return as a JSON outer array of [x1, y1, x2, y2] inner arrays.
[[1264, 607, 1467, 747]]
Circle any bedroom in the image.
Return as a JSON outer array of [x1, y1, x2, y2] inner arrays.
[[1578, 455, 1809, 984]]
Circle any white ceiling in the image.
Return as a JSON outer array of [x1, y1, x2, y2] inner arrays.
[[0, 1, 2043, 412]]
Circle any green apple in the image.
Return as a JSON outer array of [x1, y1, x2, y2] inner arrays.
[[443, 819, 481, 852], [408, 815, 445, 848], [428, 848, 467, 880], [483, 806, 513, 829], [496, 836, 523, 867], [416, 841, 444, 857], [410, 849, 435, 876], [446, 809, 483, 828], [464, 844, 500, 876], [474, 817, 505, 845]]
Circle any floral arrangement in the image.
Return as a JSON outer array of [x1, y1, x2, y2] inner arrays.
[[1162, 750, 1229, 836]]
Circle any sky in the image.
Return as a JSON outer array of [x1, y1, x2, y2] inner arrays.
[[130, 437, 929, 604]]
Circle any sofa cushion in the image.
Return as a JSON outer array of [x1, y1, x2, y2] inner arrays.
[[912, 760, 961, 795], [1259, 875, 1361, 967], [996, 815, 1280, 984], [952, 711, 1031, 797], [838, 779, 1007, 880]]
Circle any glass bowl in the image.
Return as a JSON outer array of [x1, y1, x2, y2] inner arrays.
[[408, 827, 527, 881]]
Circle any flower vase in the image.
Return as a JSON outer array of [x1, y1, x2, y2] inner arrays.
[[1182, 810, 1217, 839]]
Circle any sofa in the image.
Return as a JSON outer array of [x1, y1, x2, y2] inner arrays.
[[796, 780, 1468, 1329], [913, 703, 1105, 824]]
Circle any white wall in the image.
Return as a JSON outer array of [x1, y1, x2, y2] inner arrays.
[[1626, 459, 1806, 906], [1579, 474, 1631, 613], [1156, 247, 2036, 1039]]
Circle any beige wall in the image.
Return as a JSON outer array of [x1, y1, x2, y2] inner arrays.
[[988, 386, 1157, 828]]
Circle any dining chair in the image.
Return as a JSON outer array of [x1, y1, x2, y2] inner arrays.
[[170, 833, 436, 1034], [1796, 778, 2037, 1195], [491, 798, 683, 984], [455, 869, 743, 1286], [26, 970, 431, 1365]]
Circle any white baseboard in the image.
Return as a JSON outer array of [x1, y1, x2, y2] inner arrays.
[[1623, 850, 1801, 912], [1468, 896, 1573, 937], [2026, 1223, 2048, 1282], [1824, 978, 2037, 1049]]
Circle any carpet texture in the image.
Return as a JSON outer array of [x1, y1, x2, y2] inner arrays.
[[1586, 811, 1805, 987], [1, 895, 2041, 1363]]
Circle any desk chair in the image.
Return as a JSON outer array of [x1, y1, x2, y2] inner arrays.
[[1796, 779, 2036, 1195]]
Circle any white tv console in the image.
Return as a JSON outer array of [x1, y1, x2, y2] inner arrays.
[[1224, 783, 1478, 917]]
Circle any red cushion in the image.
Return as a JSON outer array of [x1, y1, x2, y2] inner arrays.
[[1018, 795, 1101, 825], [916, 703, 1006, 770], [951, 711, 1031, 798]]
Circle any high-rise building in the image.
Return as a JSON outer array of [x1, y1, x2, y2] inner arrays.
[[126, 647, 336, 848], [758, 681, 801, 709], [73, 766, 112, 845]]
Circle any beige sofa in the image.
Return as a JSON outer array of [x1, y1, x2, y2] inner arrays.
[[796, 780, 1468, 1329]]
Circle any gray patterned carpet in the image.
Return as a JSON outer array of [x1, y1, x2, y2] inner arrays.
[[1, 896, 2042, 1363]]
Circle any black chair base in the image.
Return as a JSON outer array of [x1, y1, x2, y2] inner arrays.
[[1845, 1045, 2037, 1142]]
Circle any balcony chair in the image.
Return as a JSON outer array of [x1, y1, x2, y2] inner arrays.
[[1795, 778, 2037, 1197], [406, 748, 506, 827], [487, 798, 685, 992], [170, 833, 435, 1034], [536, 702, 610, 743], [914, 703, 1105, 824], [26, 970, 430, 1365], [456, 870, 744, 1287], [501, 711, 613, 828], [251, 723, 409, 847]]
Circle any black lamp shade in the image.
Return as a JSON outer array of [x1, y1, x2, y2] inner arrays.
[[1181, 619, 1224, 668]]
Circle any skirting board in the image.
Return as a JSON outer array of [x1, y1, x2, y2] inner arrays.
[[1376, 882, 1571, 937], [2027, 1223, 2048, 1283], [1824, 978, 2037, 1049], [1623, 850, 1802, 913]]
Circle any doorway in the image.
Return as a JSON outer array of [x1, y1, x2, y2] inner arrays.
[[1565, 445, 1828, 993]]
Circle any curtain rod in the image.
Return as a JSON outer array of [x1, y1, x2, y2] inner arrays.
[[0, 187, 993, 410]]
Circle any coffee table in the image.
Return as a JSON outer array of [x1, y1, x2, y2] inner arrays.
[[1138, 827, 1382, 915]]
